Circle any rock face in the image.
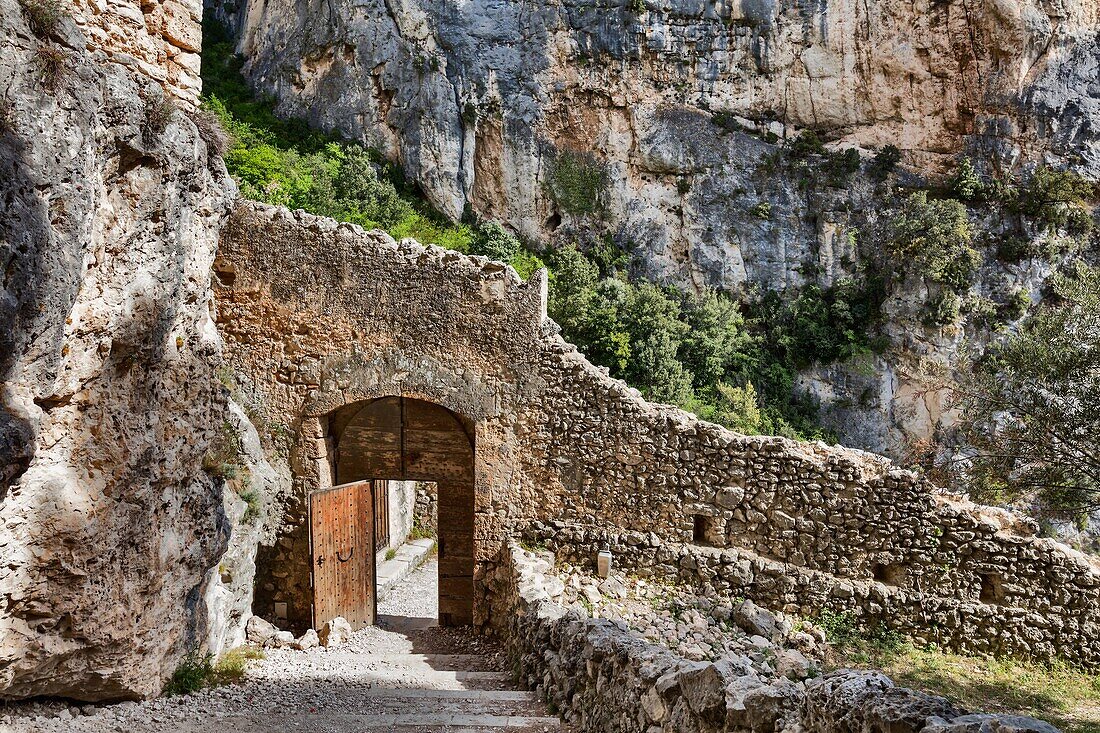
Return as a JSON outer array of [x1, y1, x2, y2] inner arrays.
[[218, 0, 1100, 222], [212, 0, 1099, 455], [0, 0, 259, 701]]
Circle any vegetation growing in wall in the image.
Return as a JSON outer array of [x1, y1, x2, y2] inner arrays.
[[17, 0, 66, 37], [34, 45, 67, 90], [546, 150, 609, 217], [820, 617, 1100, 733], [203, 419, 247, 482], [141, 88, 176, 143]]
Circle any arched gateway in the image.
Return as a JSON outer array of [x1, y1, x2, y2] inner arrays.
[[317, 397, 475, 628]]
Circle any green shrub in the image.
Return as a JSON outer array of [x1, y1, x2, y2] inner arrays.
[[238, 488, 261, 522], [470, 220, 521, 262], [543, 243, 864, 440], [18, 0, 66, 37], [750, 201, 772, 219], [165, 647, 263, 695], [995, 235, 1037, 263], [869, 144, 901, 180], [165, 651, 213, 695], [1011, 166, 1095, 236], [508, 249, 546, 280], [949, 157, 984, 201], [547, 150, 609, 217], [888, 191, 979, 293], [824, 148, 861, 186], [1000, 288, 1030, 321], [786, 130, 826, 159], [710, 110, 744, 134], [921, 290, 962, 327]]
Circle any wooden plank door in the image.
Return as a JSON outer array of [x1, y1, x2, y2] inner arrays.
[[310, 481, 375, 630]]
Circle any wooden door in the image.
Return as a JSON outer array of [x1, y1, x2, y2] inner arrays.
[[310, 481, 374, 630]]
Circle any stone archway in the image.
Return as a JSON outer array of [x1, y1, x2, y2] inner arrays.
[[327, 396, 475, 627]]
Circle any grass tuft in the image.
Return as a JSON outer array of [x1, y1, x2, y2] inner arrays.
[[35, 44, 67, 89], [191, 105, 232, 157], [142, 89, 176, 143], [164, 646, 265, 696], [817, 610, 1100, 733], [18, 0, 66, 37]]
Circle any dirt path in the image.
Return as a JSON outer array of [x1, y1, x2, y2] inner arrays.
[[3, 560, 560, 733]]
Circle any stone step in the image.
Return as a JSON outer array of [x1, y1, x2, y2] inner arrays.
[[377, 538, 437, 596], [325, 652, 494, 670], [176, 713, 560, 731], [250, 666, 512, 688], [356, 687, 533, 701]]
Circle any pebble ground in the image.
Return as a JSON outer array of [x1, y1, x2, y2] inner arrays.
[[0, 559, 559, 733]]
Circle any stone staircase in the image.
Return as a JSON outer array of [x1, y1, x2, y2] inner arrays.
[[320, 651, 560, 732]]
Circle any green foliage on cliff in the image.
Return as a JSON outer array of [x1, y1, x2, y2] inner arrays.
[[954, 264, 1100, 518], [199, 17, 866, 440], [200, 21, 477, 252], [546, 150, 609, 217], [543, 244, 870, 439], [885, 191, 980, 326]]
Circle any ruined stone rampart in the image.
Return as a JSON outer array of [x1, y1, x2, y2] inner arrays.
[[217, 201, 1100, 668], [497, 543, 1060, 733]]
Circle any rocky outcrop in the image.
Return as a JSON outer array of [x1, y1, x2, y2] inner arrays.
[[499, 543, 1062, 733], [218, 0, 1100, 223], [0, 0, 260, 701]]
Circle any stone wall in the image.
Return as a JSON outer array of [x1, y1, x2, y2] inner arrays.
[[217, 200, 1100, 669], [414, 481, 438, 536], [496, 543, 1060, 733]]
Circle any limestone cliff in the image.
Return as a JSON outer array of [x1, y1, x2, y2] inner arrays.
[[0, 0, 266, 701], [213, 0, 1100, 455]]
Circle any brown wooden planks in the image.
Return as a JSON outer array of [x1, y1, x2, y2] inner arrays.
[[310, 481, 374, 631]]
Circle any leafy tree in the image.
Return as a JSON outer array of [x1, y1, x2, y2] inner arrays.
[[469, 220, 521, 262], [888, 191, 979, 294], [619, 282, 692, 402], [546, 244, 600, 337], [953, 264, 1100, 517], [949, 157, 984, 202], [678, 290, 755, 390], [1010, 166, 1095, 236]]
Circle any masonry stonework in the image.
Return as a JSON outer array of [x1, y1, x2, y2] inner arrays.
[[216, 201, 1100, 668]]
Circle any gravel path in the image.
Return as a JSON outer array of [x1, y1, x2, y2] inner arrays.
[[1, 559, 558, 733]]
